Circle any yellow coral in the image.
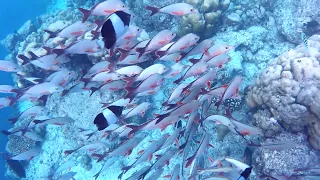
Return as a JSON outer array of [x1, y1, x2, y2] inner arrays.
[[201, 0, 219, 13]]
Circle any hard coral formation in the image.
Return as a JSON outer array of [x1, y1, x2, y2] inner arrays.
[[179, 0, 225, 38], [247, 35, 320, 149]]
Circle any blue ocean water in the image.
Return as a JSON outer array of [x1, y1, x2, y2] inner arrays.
[[0, 0, 47, 178]]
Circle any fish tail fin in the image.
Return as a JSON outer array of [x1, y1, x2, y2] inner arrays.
[[155, 50, 166, 58], [32, 120, 42, 125], [123, 77, 135, 87], [89, 86, 101, 97], [94, 19, 104, 30], [185, 154, 196, 168], [44, 30, 57, 39], [124, 87, 136, 102], [78, 8, 91, 22], [61, 89, 70, 97], [117, 48, 130, 61], [135, 47, 146, 59], [38, 95, 49, 106], [17, 54, 31, 65], [162, 100, 168, 106], [166, 103, 177, 110], [146, 6, 160, 16], [107, 61, 116, 72], [155, 114, 167, 124], [64, 150, 76, 156], [7, 96, 18, 106], [80, 77, 92, 87], [7, 117, 18, 125], [1, 130, 11, 136], [90, 30, 100, 40], [91, 153, 107, 162], [42, 46, 53, 54], [173, 77, 183, 84], [51, 48, 65, 57], [121, 166, 132, 173], [189, 58, 199, 64]]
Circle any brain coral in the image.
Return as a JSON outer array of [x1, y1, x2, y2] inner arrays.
[[246, 35, 320, 149]]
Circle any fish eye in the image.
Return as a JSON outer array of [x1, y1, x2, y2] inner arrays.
[[68, 72, 71, 75], [55, 87, 59, 90], [225, 47, 229, 49], [122, 4, 125, 8], [190, 8, 194, 11]]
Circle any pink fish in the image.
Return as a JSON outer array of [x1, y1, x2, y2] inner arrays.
[[84, 61, 111, 78], [182, 69, 217, 93], [186, 132, 211, 168], [7, 105, 44, 125], [207, 54, 231, 68], [127, 115, 181, 132], [110, 25, 142, 55], [164, 164, 180, 180], [200, 44, 233, 61], [29, 60, 66, 71], [0, 98, 13, 110], [231, 120, 263, 136], [65, 142, 108, 155], [115, 65, 143, 77], [125, 73, 164, 101], [122, 134, 168, 173], [90, 80, 126, 95], [174, 61, 209, 84], [46, 39, 102, 57], [92, 135, 146, 162], [2, 130, 43, 141], [156, 100, 200, 124], [166, 62, 188, 78], [139, 148, 177, 179], [78, 0, 130, 22], [156, 33, 200, 57], [46, 70, 75, 87], [0, 85, 16, 94], [99, 80, 126, 91], [33, 117, 74, 126], [18, 52, 70, 66], [0, 60, 21, 73], [159, 52, 182, 62], [122, 102, 151, 119], [215, 76, 242, 107], [45, 21, 93, 38], [91, 72, 124, 83], [162, 83, 189, 106], [134, 64, 167, 82], [101, 98, 137, 108], [136, 86, 161, 97], [10, 148, 42, 161], [146, 3, 198, 16], [136, 30, 176, 57], [117, 54, 149, 65], [184, 39, 214, 57], [15, 82, 63, 97], [167, 87, 201, 109]]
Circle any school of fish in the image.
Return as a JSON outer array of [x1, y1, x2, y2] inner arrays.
[[0, 0, 298, 179]]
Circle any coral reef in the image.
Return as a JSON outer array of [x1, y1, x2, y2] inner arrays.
[[247, 35, 320, 149], [253, 132, 320, 177]]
